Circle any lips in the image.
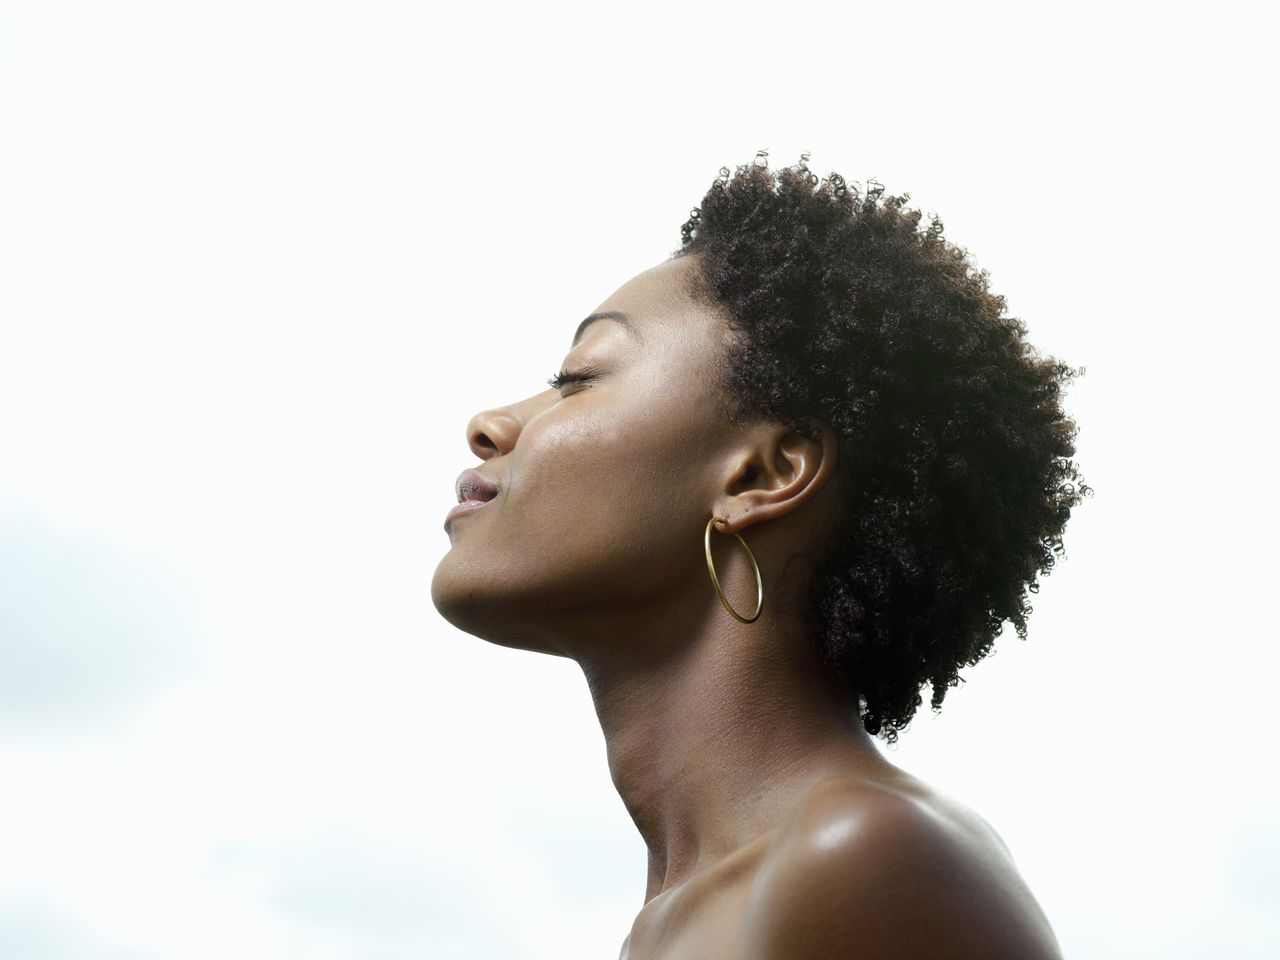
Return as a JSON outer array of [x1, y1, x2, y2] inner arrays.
[[454, 468, 499, 504], [446, 468, 500, 531]]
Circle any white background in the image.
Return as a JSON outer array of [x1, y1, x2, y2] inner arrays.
[[1, 1, 1276, 957]]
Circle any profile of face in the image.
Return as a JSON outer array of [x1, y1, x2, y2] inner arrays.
[[430, 253, 837, 663], [430, 254, 726, 654]]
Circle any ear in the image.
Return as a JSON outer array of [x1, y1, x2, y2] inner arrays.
[[712, 418, 840, 534]]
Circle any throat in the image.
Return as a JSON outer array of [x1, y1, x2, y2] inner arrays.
[[585, 629, 870, 896]]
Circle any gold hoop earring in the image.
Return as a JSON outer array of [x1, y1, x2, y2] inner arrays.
[[705, 515, 764, 624]]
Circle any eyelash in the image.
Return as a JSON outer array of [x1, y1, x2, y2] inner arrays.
[[546, 368, 597, 391]]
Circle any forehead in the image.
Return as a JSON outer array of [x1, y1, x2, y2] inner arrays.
[[574, 254, 726, 355]]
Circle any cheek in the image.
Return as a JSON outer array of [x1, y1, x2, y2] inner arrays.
[[516, 423, 661, 526], [509, 410, 694, 550]]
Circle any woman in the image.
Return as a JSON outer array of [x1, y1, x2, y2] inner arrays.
[[432, 152, 1088, 959]]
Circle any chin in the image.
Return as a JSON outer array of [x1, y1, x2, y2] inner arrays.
[[430, 553, 569, 658]]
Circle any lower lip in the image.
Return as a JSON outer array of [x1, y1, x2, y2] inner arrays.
[[445, 498, 493, 529]]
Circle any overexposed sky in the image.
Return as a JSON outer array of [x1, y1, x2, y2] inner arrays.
[[1, 1, 1276, 957]]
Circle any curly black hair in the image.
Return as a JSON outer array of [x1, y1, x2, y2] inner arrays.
[[672, 151, 1092, 745]]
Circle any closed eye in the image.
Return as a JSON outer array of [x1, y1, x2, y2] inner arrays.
[[546, 368, 598, 391]]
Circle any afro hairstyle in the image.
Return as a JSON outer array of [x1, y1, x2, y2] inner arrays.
[[672, 151, 1092, 744]]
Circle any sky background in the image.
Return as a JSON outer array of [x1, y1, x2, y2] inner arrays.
[[1, 1, 1276, 957]]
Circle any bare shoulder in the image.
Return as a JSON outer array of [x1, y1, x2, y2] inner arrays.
[[740, 774, 1064, 960]]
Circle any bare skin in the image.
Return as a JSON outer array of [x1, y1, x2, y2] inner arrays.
[[431, 254, 1063, 959]]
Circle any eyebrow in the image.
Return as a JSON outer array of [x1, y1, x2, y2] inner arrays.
[[572, 310, 643, 347]]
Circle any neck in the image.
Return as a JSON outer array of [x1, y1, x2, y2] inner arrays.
[[577, 601, 882, 902]]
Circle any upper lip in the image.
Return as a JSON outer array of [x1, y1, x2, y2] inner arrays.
[[455, 468, 499, 504]]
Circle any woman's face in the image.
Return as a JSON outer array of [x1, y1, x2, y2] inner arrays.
[[430, 254, 746, 657]]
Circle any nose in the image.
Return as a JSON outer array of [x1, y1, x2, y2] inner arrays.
[[466, 404, 522, 460]]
